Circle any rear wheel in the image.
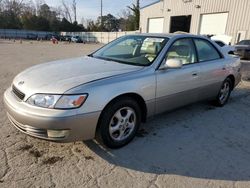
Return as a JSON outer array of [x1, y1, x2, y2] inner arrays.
[[97, 97, 141, 148], [214, 78, 232, 107]]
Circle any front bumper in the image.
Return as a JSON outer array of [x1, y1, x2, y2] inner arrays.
[[3, 88, 101, 142]]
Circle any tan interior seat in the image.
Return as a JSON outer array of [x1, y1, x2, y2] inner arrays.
[[145, 44, 158, 62], [167, 45, 191, 65]]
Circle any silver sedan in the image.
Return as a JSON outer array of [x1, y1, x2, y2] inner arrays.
[[4, 34, 241, 148]]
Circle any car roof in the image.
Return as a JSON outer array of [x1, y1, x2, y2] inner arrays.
[[129, 33, 208, 39]]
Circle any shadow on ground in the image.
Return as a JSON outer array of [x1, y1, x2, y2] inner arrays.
[[85, 86, 250, 181]]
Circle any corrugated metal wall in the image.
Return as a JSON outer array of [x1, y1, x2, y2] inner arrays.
[[140, 0, 250, 43]]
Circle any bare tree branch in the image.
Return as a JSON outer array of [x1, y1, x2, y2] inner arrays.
[[61, 0, 72, 23], [72, 0, 76, 22]]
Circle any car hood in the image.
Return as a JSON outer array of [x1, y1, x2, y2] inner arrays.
[[13, 56, 143, 97]]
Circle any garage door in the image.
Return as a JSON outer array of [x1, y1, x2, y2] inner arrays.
[[199, 13, 228, 35], [148, 18, 164, 33]]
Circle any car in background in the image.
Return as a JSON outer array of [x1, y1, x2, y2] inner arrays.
[[44, 34, 60, 41], [234, 40, 250, 60], [26, 33, 38, 40], [213, 40, 235, 54], [4, 34, 241, 148], [71, 36, 83, 43], [60, 35, 72, 42]]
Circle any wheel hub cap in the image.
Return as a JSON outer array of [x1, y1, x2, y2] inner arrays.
[[219, 82, 230, 104], [109, 107, 136, 141]]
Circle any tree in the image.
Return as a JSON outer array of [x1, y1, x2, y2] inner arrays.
[[127, 0, 140, 30], [85, 19, 99, 31], [38, 4, 51, 20], [0, 9, 22, 29], [117, 9, 134, 31], [72, 0, 76, 22], [96, 14, 119, 32], [61, 0, 72, 23]]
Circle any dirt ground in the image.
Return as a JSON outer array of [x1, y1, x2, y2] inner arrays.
[[0, 39, 250, 188]]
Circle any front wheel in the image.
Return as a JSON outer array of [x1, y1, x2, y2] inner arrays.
[[97, 97, 141, 148], [214, 78, 232, 107]]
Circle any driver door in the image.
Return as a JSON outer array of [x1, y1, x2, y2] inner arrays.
[[155, 38, 201, 114]]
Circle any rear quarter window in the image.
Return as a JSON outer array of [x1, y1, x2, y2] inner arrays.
[[194, 39, 221, 62]]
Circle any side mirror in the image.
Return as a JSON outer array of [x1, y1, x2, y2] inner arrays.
[[161, 58, 183, 69]]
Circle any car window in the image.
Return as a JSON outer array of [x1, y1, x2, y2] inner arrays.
[[237, 40, 250, 45], [102, 38, 137, 56], [166, 38, 197, 65], [92, 36, 168, 66], [215, 41, 225, 47], [194, 39, 221, 62]]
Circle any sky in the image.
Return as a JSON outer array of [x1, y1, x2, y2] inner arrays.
[[45, 0, 157, 22]]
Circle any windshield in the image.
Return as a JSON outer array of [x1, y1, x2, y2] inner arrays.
[[91, 35, 169, 66], [237, 40, 250, 45]]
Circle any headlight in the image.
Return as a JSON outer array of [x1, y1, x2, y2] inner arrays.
[[55, 95, 87, 109], [27, 94, 87, 109]]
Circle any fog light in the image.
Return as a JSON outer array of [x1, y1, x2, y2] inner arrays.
[[47, 130, 69, 138]]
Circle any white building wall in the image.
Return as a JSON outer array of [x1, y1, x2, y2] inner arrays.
[[140, 0, 250, 44]]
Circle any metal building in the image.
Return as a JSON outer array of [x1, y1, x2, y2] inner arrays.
[[140, 0, 250, 44]]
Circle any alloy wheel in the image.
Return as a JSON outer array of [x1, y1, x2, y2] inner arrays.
[[219, 81, 230, 104], [109, 107, 136, 141]]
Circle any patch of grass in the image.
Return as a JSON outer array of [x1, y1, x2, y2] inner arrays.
[[29, 149, 42, 158], [19, 144, 33, 151], [85, 156, 94, 161], [75, 148, 81, 153], [42, 156, 63, 165]]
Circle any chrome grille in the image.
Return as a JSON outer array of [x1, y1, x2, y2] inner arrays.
[[12, 85, 25, 100]]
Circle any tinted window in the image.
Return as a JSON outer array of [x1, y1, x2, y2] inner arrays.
[[215, 41, 225, 47], [237, 40, 250, 45], [166, 38, 197, 65], [194, 39, 221, 62]]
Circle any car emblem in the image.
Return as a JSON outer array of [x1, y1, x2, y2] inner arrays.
[[18, 81, 24, 86]]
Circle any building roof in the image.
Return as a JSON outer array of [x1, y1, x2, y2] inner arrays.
[[140, 0, 162, 10]]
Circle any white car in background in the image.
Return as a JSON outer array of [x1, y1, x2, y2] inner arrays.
[[213, 40, 235, 54]]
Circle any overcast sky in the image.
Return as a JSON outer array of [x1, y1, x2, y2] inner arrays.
[[45, 0, 157, 21]]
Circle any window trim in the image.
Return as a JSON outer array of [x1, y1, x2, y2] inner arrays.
[[193, 38, 224, 63], [158, 37, 199, 69]]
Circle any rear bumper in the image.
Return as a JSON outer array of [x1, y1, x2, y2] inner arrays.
[[4, 88, 101, 142], [235, 72, 242, 88], [236, 50, 250, 59]]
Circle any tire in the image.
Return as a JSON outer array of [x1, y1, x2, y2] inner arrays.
[[214, 78, 232, 107], [97, 97, 141, 149]]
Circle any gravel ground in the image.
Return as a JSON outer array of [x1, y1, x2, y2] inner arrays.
[[0, 40, 250, 188]]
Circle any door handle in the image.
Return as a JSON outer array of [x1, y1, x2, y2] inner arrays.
[[192, 72, 198, 76]]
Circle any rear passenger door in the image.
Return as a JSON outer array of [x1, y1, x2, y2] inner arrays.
[[193, 38, 228, 100], [155, 38, 201, 114]]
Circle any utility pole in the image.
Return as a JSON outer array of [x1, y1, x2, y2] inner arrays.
[[101, 0, 103, 31]]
